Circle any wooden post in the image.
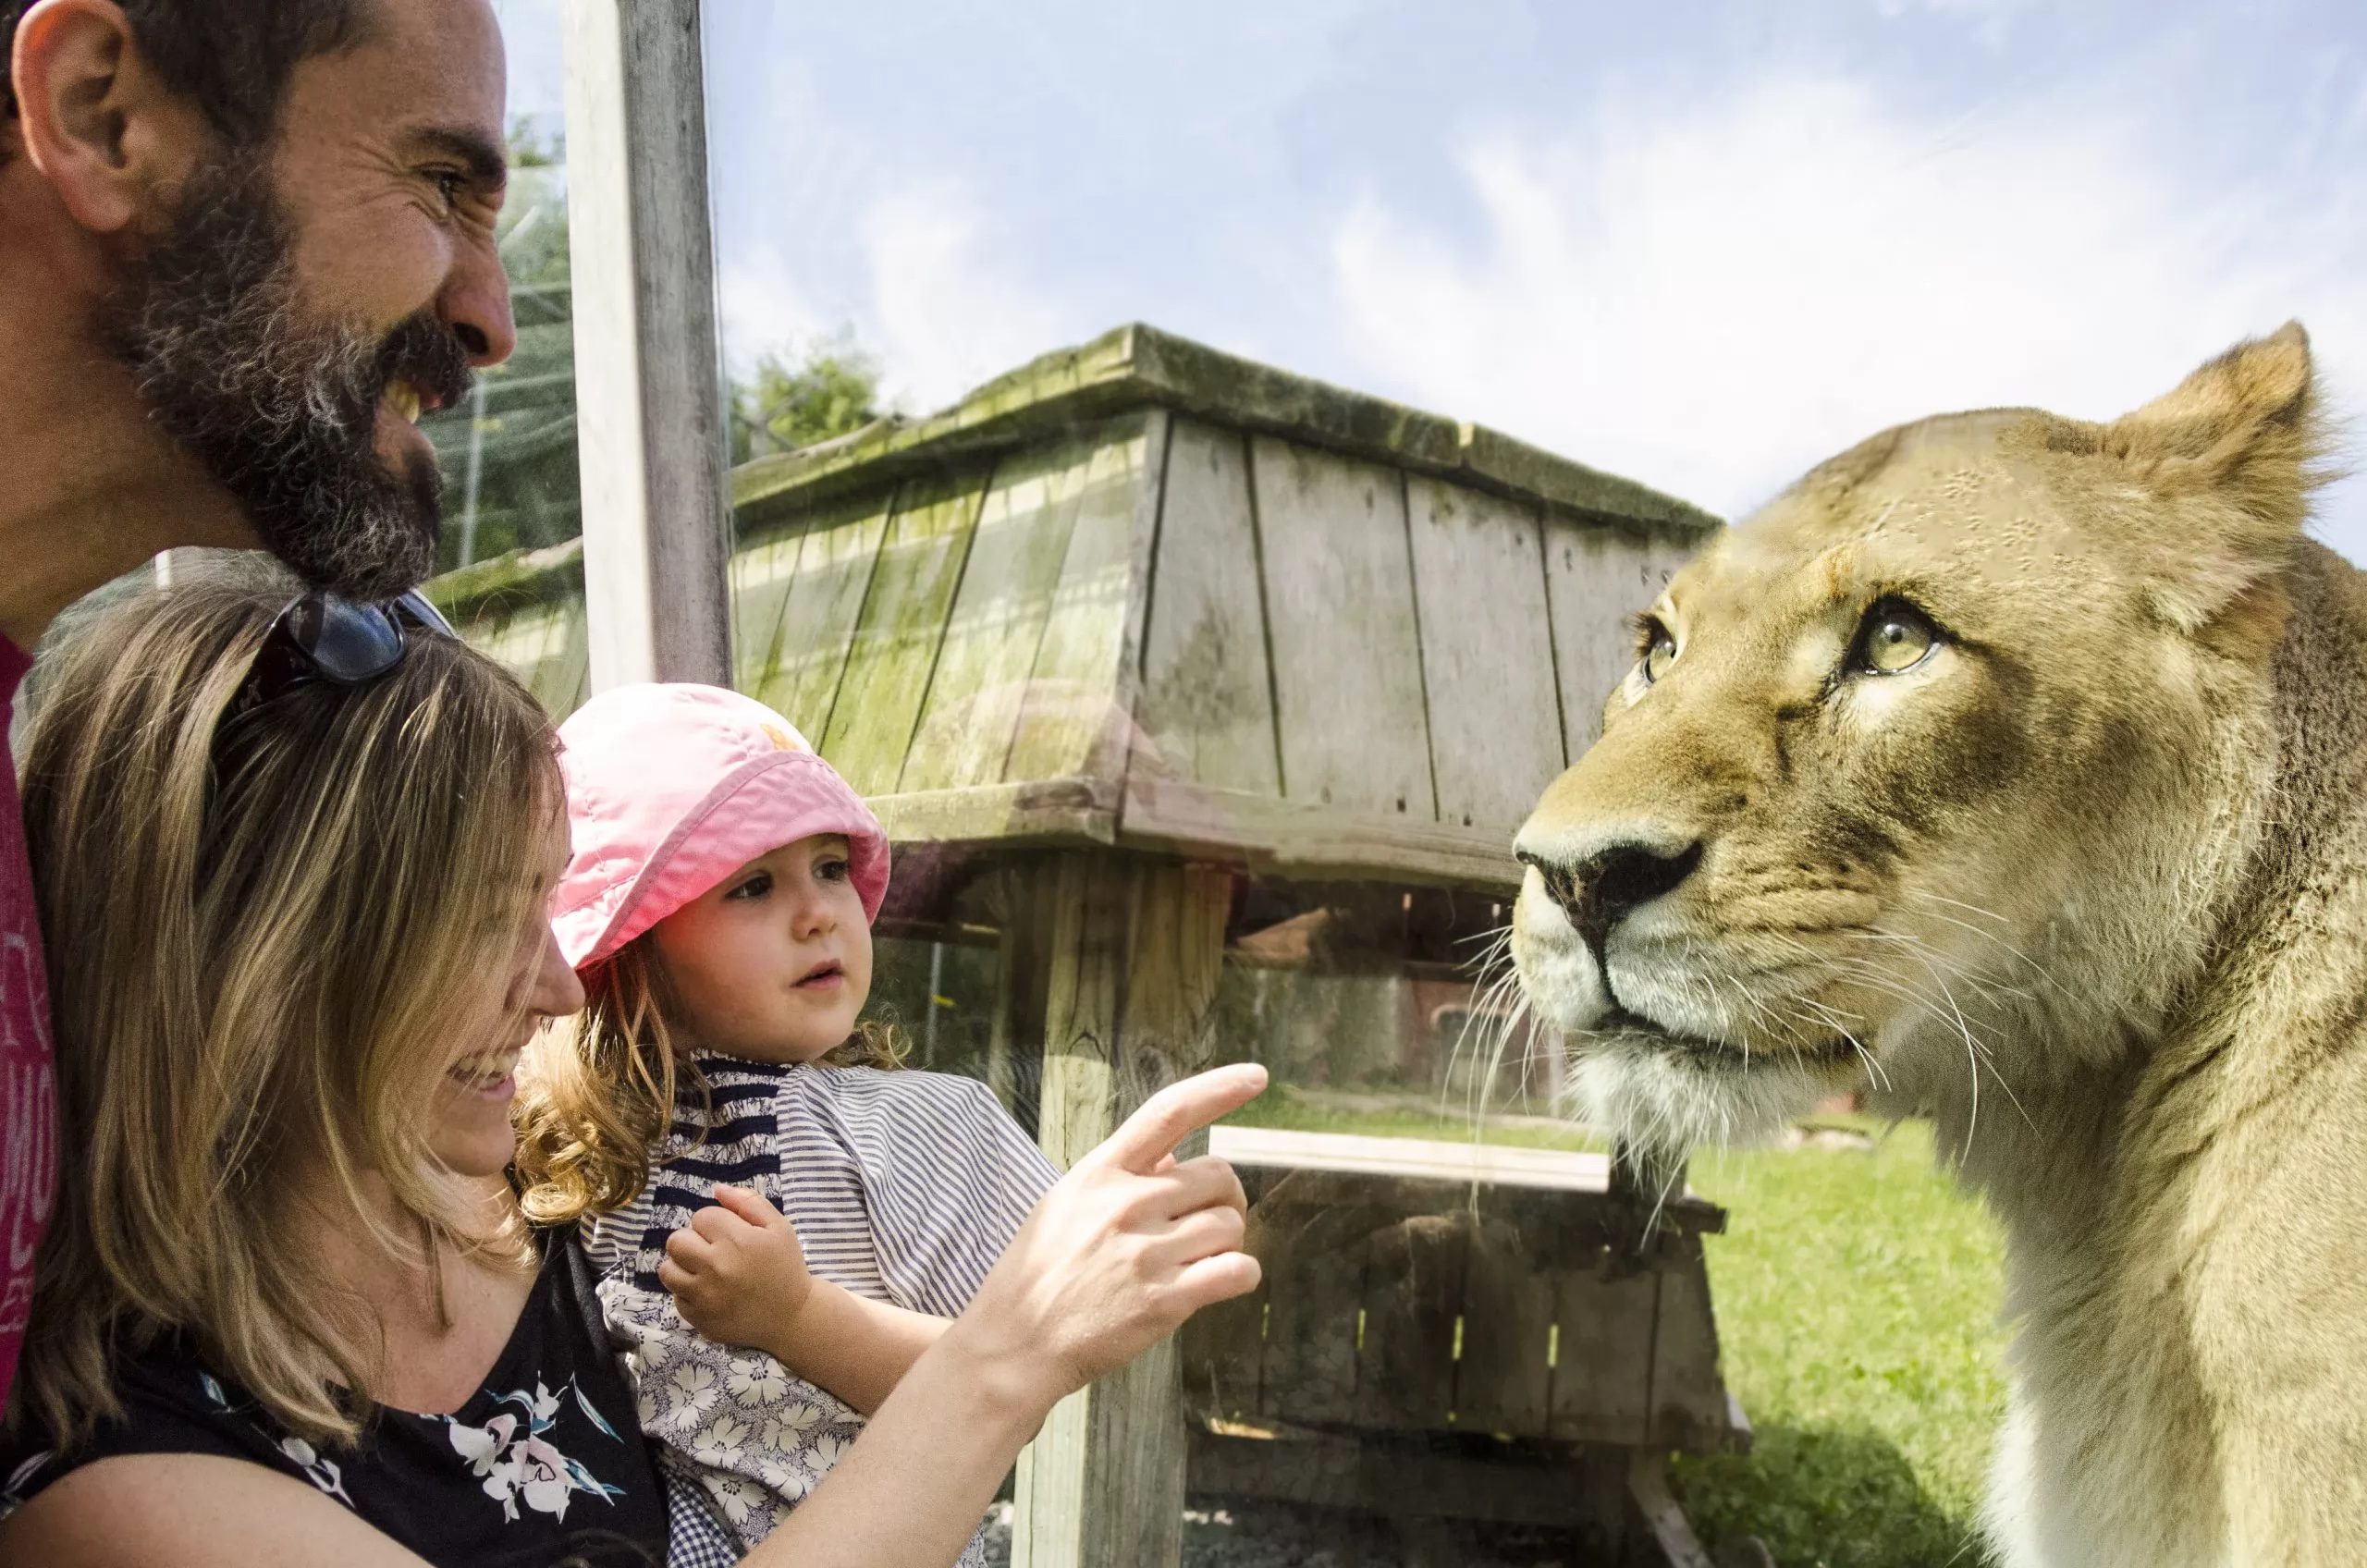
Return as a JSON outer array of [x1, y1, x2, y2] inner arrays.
[[1007, 852, 1231, 1568], [561, 0, 733, 690]]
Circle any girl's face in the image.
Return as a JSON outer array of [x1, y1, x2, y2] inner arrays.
[[649, 833, 874, 1065], [431, 813, 583, 1178]]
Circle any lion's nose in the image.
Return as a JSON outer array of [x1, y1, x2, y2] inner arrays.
[[1517, 838, 1703, 955]]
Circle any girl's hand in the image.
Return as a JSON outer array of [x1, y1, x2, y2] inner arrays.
[[658, 1184, 815, 1353], [942, 1062, 1268, 1415]]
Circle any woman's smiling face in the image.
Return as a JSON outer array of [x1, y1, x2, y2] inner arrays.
[[648, 833, 874, 1064], [429, 811, 582, 1178]]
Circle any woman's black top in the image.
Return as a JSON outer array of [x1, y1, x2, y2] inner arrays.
[[0, 1232, 668, 1567]]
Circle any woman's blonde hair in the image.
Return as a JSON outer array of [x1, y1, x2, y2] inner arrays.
[[12, 570, 561, 1449], [514, 937, 908, 1229]]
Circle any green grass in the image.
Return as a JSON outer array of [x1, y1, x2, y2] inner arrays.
[[1678, 1123, 2006, 1567], [1233, 1092, 2009, 1568]]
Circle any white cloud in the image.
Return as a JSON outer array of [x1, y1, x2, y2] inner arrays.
[[1330, 73, 2367, 550], [1870, 0, 2043, 49], [858, 189, 1073, 413], [715, 243, 833, 380], [713, 183, 1075, 419]]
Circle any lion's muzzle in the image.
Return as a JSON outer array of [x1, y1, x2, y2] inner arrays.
[[1515, 835, 1703, 958]]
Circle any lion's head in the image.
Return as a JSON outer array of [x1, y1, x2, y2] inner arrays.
[[1511, 325, 2333, 1161]]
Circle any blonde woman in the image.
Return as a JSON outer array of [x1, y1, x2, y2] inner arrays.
[[0, 573, 1263, 1568]]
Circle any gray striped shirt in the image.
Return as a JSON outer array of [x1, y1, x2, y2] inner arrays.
[[587, 1056, 1057, 1563]]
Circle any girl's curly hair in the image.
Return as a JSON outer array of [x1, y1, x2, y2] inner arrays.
[[512, 934, 907, 1226]]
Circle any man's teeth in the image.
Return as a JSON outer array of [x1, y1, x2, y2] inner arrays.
[[386, 381, 423, 424]]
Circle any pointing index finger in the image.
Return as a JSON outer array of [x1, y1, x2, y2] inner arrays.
[[1092, 1064, 1269, 1175]]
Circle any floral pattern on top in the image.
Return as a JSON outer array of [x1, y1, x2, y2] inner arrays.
[[445, 1377, 629, 1524], [0, 1236, 668, 1568]]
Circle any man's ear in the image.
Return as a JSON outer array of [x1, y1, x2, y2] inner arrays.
[[11, 0, 204, 235]]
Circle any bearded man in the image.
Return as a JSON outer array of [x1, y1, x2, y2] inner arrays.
[[0, 0, 516, 1410]]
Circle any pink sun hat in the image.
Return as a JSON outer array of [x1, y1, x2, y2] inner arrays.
[[551, 683, 890, 971]]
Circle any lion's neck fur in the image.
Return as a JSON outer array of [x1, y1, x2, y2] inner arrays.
[[1880, 542, 2367, 1565]]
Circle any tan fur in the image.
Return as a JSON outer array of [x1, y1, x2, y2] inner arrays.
[[1509, 324, 2367, 1566]]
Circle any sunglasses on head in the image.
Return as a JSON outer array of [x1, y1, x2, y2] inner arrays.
[[227, 588, 460, 724]]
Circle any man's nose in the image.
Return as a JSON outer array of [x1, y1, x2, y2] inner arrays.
[[440, 244, 517, 368]]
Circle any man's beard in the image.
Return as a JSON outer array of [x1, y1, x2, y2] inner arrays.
[[95, 155, 474, 601]]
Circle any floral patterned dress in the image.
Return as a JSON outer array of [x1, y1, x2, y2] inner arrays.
[[589, 1055, 1058, 1567], [0, 1232, 667, 1567]]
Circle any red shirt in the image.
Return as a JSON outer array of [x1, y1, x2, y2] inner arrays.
[[0, 635, 56, 1409]]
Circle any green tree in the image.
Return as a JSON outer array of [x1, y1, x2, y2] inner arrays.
[[730, 337, 885, 463]]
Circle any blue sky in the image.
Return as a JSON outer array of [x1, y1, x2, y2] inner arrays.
[[499, 0, 2367, 558]]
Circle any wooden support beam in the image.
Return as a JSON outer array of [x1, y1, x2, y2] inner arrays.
[[1006, 853, 1232, 1568], [561, 0, 732, 690]]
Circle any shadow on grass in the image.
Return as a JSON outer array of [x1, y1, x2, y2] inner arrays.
[[1674, 1422, 1993, 1568]]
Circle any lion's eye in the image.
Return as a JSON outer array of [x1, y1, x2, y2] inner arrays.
[[1858, 598, 1939, 674], [1642, 628, 1677, 684]]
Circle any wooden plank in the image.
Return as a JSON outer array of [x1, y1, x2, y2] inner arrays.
[[1179, 1271, 1266, 1425], [728, 526, 809, 699], [1188, 1428, 1600, 1532], [1211, 1159, 1723, 1244], [1213, 1126, 1613, 1194], [1547, 1253, 1658, 1447], [1454, 1214, 1558, 1437], [732, 325, 1466, 535], [1253, 1186, 1386, 1428], [1404, 476, 1565, 829], [865, 778, 1116, 851], [1133, 418, 1282, 796], [746, 492, 895, 738], [1248, 437, 1435, 818], [543, 599, 590, 718], [1004, 415, 1165, 785], [1459, 422, 1721, 540], [1010, 856, 1230, 1568], [1353, 1211, 1467, 1430], [899, 436, 1100, 792], [1542, 520, 1696, 754], [818, 469, 988, 794], [563, 0, 731, 690], [1626, 1448, 1722, 1568], [977, 865, 1055, 1131], [1120, 776, 1522, 893], [1649, 1239, 1740, 1452]]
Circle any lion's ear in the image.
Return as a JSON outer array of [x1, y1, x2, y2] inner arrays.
[[2095, 322, 2330, 631]]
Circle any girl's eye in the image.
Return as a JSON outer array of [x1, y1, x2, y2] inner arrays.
[[725, 871, 773, 901], [816, 858, 852, 884]]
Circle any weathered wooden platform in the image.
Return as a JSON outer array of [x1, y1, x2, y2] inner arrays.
[[1184, 1125, 1749, 1566], [434, 322, 1716, 897]]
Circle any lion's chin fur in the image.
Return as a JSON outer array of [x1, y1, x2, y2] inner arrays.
[[1563, 1036, 1837, 1161]]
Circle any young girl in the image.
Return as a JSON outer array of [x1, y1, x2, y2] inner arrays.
[[513, 682, 1057, 1566]]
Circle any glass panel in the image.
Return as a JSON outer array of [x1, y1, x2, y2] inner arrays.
[[423, 0, 578, 576]]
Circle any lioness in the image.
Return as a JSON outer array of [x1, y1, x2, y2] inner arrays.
[[1509, 325, 2366, 1567]]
